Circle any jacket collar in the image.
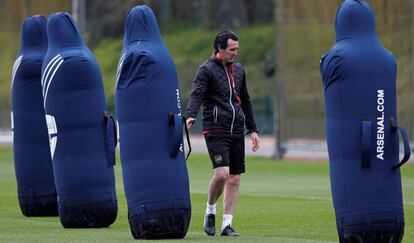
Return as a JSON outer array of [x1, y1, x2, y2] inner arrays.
[[210, 53, 234, 67]]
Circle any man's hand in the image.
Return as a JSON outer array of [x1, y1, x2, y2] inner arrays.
[[186, 117, 196, 129], [250, 132, 260, 152]]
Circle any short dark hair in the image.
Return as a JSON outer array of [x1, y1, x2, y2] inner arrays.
[[213, 30, 239, 54]]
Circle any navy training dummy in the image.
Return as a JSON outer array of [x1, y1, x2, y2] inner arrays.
[[43, 12, 117, 228], [115, 5, 191, 239], [11, 15, 58, 217], [320, 1, 410, 242]]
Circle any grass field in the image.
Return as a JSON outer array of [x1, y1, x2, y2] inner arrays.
[[1, 147, 414, 242]]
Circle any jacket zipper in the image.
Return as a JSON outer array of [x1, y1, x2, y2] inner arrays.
[[223, 64, 235, 134], [213, 106, 218, 123]]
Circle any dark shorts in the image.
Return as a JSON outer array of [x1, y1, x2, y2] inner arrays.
[[204, 133, 245, 175]]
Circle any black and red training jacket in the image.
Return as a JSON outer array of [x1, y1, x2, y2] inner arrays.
[[186, 57, 258, 135]]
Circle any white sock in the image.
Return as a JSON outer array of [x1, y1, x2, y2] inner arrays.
[[205, 202, 216, 215], [221, 214, 233, 231]]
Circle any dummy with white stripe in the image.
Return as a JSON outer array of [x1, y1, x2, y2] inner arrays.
[[11, 15, 58, 217], [43, 12, 117, 228]]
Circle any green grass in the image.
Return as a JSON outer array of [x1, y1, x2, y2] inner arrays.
[[1, 148, 414, 242]]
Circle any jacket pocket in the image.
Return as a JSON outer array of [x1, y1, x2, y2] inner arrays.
[[213, 106, 218, 123]]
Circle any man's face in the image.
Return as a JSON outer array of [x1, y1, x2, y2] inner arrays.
[[219, 38, 239, 63]]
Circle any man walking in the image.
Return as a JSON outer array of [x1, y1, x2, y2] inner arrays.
[[186, 30, 260, 237]]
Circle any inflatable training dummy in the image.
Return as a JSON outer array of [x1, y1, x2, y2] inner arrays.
[[11, 15, 58, 217], [115, 5, 191, 239], [42, 12, 117, 228], [320, 0, 410, 242]]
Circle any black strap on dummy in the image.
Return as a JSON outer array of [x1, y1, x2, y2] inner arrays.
[[182, 117, 192, 161], [390, 117, 410, 170], [167, 113, 191, 160], [361, 120, 372, 169]]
